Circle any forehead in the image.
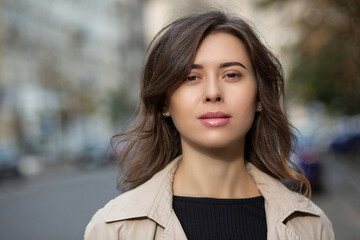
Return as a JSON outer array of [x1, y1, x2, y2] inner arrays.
[[194, 32, 251, 67]]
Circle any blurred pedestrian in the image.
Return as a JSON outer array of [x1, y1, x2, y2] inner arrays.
[[85, 10, 334, 240]]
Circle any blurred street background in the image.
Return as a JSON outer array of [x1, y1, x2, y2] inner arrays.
[[0, 0, 359, 239]]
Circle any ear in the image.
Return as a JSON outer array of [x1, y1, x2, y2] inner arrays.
[[163, 97, 170, 112]]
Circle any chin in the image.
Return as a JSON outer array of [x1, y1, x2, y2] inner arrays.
[[190, 137, 242, 150], [203, 141, 238, 150]]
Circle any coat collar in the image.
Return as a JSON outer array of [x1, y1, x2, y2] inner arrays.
[[104, 155, 182, 227], [105, 155, 320, 229], [245, 162, 320, 224]]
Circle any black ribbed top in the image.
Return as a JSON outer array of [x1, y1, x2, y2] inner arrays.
[[173, 195, 267, 240]]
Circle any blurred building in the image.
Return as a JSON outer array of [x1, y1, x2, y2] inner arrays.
[[0, 0, 146, 163]]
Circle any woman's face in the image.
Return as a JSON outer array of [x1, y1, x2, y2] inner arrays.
[[168, 32, 258, 150]]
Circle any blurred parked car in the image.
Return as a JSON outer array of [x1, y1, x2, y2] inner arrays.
[[77, 141, 115, 170], [292, 135, 323, 191], [330, 133, 360, 154], [0, 145, 20, 178]]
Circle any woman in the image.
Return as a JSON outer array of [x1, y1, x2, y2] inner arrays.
[[85, 11, 334, 239]]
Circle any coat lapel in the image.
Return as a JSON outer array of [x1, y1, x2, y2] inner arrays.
[[246, 162, 321, 240], [104, 156, 187, 239]]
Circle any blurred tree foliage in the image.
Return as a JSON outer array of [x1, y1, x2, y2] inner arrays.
[[257, 0, 360, 115], [109, 88, 133, 124]]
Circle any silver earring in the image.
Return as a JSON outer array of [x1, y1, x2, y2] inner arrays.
[[162, 112, 170, 117], [257, 105, 262, 112]]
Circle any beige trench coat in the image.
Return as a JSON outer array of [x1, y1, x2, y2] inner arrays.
[[84, 156, 335, 239]]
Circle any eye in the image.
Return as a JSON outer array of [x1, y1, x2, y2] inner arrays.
[[224, 72, 242, 80], [185, 75, 200, 82]]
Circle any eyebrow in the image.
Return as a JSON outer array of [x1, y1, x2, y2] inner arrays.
[[219, 62, 247, 69], [191, 61, 247, 70]]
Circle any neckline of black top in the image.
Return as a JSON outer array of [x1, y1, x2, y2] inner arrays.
[[173, 195, 264, 205]]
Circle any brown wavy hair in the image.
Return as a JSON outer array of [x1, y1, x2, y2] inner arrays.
[[111, 10, 311, 197]]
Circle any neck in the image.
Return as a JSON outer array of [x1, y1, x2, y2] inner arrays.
[[173, 139, 261, 199]]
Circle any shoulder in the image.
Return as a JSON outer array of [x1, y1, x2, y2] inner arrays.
[[84, 194, 161, 240], [84, 156, 182, 239], [285, 198, 335, 240], [84, 184, 156, 239], [246, 162, 334, 239], [84, 199, 132, 240], [267, 187, 335, 239]]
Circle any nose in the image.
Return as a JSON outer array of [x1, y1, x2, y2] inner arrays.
[[202, 77, 223, 103]]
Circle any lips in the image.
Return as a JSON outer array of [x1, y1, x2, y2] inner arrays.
[[199, 111, 231, 127], [199, 111, 231, 119]]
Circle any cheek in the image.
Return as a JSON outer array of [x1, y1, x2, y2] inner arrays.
[[227, 84, 257, 110], [169, 87, 200, 114], [168, 88, 200, 133]]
